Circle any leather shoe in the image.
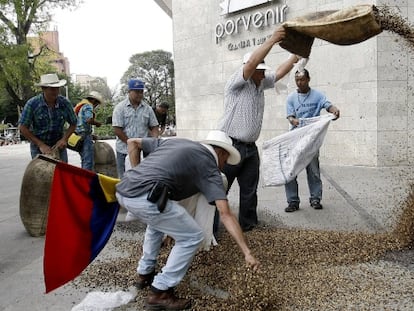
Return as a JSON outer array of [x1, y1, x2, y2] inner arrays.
[[285, 202, 299, 212], [134, 270, 155, 289], [310, 200, 323, 210], [145, 286, 191, 310]]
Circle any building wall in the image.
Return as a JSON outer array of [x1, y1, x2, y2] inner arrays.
[[28, 30, 70, 76], [172, 0, 413, 167]]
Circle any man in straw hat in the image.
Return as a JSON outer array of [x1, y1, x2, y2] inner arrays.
[[18, 73, 77, 161], [73, 91, 104, 170], [115, 130, 260, 310], [217, 26, 300, 232]]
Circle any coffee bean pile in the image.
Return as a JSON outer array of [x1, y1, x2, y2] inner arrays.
[[375, 5, 414, 47], [71, 186, 414, 310]]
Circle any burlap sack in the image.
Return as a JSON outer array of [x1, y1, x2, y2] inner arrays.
[[280, 4, 382, 57], [20, 155, 58, 237], [94, 140, 117, 178]]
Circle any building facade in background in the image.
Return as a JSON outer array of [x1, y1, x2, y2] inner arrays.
[[155, 0, 413, 168], [28, 28, 70, 75], [75, 74, 108, 89]]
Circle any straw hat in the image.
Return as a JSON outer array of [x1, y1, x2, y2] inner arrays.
[[87, 91, 104, 105], [35, 73, 66, 87], [201, 130, 241, 165]]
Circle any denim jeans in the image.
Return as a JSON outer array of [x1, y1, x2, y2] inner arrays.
[[116, 192, 204, 290], [285, 152, 322, 204], [222, 141, 259, 230], [116, 152, 127, 179], [30, 142, 68, 162], [79, 135, 94, 170]]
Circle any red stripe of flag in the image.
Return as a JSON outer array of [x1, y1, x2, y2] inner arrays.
[[44, 161, 119, 293]]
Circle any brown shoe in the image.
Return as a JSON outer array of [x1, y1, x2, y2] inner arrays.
[[145, 286, 191, 310], [134, 270, 155, 289]]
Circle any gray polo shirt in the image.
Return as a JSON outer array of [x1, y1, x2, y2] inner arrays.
[[112, 97, 158, 154], [116, 138, 227, 203], [218, 66, 276, 142]]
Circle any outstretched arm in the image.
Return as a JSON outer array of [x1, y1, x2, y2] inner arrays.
[[243, 26, 286, 80], [275, 54, 300, 81], [215, 199, 261, 271]]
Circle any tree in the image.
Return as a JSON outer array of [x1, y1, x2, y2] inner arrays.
[[121, 50, 175, 122], [0, 0, 81, 111]]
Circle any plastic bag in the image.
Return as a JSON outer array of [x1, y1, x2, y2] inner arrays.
[[262, 114, 333, 186], [71, 287, 137, 311]]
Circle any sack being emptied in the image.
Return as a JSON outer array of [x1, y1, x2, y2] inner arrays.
[[280, 4, 382, 57]]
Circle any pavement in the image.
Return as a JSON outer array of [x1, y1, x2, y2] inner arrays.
[[0, 140, 413, 310]]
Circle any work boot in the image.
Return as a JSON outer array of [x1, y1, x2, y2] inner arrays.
[[285, 202, 299, 212], [134, 270, 155, 289], [310, 200, 323, 210], [145, 285, 192, 310]]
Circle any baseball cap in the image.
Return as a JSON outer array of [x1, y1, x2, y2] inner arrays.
[[128, 79, 145, 91]]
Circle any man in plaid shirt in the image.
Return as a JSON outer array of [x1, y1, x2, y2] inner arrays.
[[18, 73, 77, 162]]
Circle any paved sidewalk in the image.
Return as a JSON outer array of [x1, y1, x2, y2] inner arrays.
[[0, 141, 413, 310]]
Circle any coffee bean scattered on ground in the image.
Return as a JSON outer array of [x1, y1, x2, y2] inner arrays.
[[71, 186, 414, 310]]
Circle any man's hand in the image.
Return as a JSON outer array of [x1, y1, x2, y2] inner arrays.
[[329, 106, 341, 120], [39, 143, 53, 155], [288, 116, 299, 126], [270, 25, 286, 44], [245, 253, 261, 272], [53, 138, 67, 150]]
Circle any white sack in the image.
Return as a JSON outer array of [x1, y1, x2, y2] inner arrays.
[[262, 114, 333, 186], [71, 287, 137, 311]]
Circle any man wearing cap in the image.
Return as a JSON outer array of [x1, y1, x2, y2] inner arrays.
[[18, 73, 77, 161], [73, 91, 104, 170], [115, 130, 260, 310], [217, 26, 300, 231], [112, 78, 159, 178]]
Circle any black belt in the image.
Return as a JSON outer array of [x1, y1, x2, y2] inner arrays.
[[230, 137, 255, 146]]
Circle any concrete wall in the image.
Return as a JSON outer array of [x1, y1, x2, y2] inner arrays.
[[172, 0, 413, 167]]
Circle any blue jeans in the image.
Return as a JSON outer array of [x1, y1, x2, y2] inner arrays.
[[30, 142, 68, 162], [79, 135, 94, 170], [116, 152, 127, 179], [116, 192, 204, 290], [284, 152, 322, 204], [222, 140, 259, 230]]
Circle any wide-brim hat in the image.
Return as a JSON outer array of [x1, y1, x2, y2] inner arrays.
[[243, 52, 271, 71], [87, 91, 104, 105], [35, 73, 66, 87], [201, 130, 241, 165]]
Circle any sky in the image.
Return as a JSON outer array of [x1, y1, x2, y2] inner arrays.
[[51, 0, 173, 89]]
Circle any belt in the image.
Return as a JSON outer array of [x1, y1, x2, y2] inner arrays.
[[230, 137, 255, 146]]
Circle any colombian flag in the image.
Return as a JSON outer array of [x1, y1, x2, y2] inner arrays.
[[43, 161, 120, 293]]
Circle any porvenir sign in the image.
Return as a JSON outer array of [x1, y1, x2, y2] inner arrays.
[[215, 0, 288, 43]]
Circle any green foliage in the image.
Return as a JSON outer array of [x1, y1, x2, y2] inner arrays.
[[0, 0, 82, 117], [121, 50, 175, 123], [94, 103, 115, 138]]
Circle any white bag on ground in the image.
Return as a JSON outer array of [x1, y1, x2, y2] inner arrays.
[[71, 287, 137, 311], [262, 114, 333, 186]]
